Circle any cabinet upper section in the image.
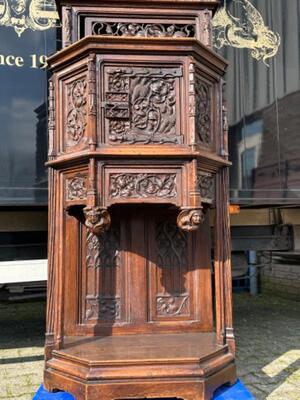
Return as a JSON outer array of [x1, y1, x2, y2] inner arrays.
[[48, 37, 227, 165], [55, 0, 220, 48]]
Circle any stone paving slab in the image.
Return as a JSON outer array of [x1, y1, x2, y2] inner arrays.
[[0, 294, 299, 400]]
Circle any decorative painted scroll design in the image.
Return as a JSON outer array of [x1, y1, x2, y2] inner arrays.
[[85, 296, 121, 320], [0, 0, 59, 37], [105, 67, 182, 144], [197, 172, 215, 203], [212, 0, 280, 66], [157, 294, 189, 316], [194, 75, 211, 145], [86, 224, 120, 269], [66, 78, 87, 145], [156, 221, 187, 269], [109, 173, 177, 199], [66, 176, 87, 201], [92, 21, 195, 38]]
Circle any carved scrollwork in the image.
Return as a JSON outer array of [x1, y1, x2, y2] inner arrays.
[[85, 296, 120, 320], [177, 208, 205, 232], [92, 21, 195, 38], [66, 78, 87, 145], [197, 172, 215, 203], [83, 206, 111, 235], [195, 75, 211, 145], [157, 295, 189, 316], [109, 173, 177, 199], [104, 67, 182, 144], [66, 176, 87, 201]]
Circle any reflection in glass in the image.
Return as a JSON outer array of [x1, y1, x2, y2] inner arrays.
[[215, 0, 300, 204]]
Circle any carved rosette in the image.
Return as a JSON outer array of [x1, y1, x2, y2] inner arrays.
[[197, 172, 215, 204], [92, 21, 195, 38], [85, 296, 121, 320], [177, 208, 205, 232], [109, 173, 177, 199], [66, 176, 87, 201], [83, 206, 111, 235], [195, 75, 211, 145], [104, 66, 183, 144], [66, 78, 87, 146]]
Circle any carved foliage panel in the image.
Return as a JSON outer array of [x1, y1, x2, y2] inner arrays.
[[84, 223, 123, 323], [64, 73, 88, 150], [197, 170, 215, 204], [195, 74, 212, 146], [149, 219, 192, 320], [105, 167, 181, 205], [65, 174, 87, 202], [102, 64, 183, 145], [90, 20, 195, 38], [189, 65, 214, 148]]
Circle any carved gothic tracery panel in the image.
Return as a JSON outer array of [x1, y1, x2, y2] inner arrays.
[[194, 75, 212, 145], [197, 171, 215, 203], [103, 66, 183, 144], [66, 176, 87, 201], [86, 224, 121, 269], [66, 77, 87, 146], [91, 21, 195, 38], [154, 221, 190, 318], [109, 173, 177, 199]]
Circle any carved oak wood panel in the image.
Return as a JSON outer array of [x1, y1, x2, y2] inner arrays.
[[100, 61, 184, 145], [103, 165, 182, 206], [62, 5, 217, 47], [61, 70, 89, 152]]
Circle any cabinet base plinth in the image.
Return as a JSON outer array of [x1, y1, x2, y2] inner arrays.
[[44, 333, 236, 400]]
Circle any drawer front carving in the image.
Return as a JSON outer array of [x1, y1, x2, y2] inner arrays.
[[102, 65, 183, 145], [109, 173, 177, 199]]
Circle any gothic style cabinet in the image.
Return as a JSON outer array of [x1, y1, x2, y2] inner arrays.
[[44, 1, 236, 399]]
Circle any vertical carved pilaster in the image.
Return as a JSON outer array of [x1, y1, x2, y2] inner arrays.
[[45, 169, 58, 361], [214, 79, 235, 353], [188, 63, 196, 148], [88, 53, 97, 150], [48, 79, 56, 160], [63, 6, 72, 47], [221, 80, 229, 159], [200, 9, 212, 47]]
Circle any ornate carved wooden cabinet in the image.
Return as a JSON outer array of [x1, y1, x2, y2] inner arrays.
[[45, 1, 236, 399]]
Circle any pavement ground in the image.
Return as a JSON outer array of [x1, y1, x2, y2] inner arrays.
[[0, 293, 299, 400]]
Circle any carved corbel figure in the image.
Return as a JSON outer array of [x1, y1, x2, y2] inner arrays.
[[83, 206, 111, 234], [177, 207, 205, 232]]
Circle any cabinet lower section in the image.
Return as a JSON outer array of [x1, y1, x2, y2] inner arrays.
[[44, 332, 236, 400]]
